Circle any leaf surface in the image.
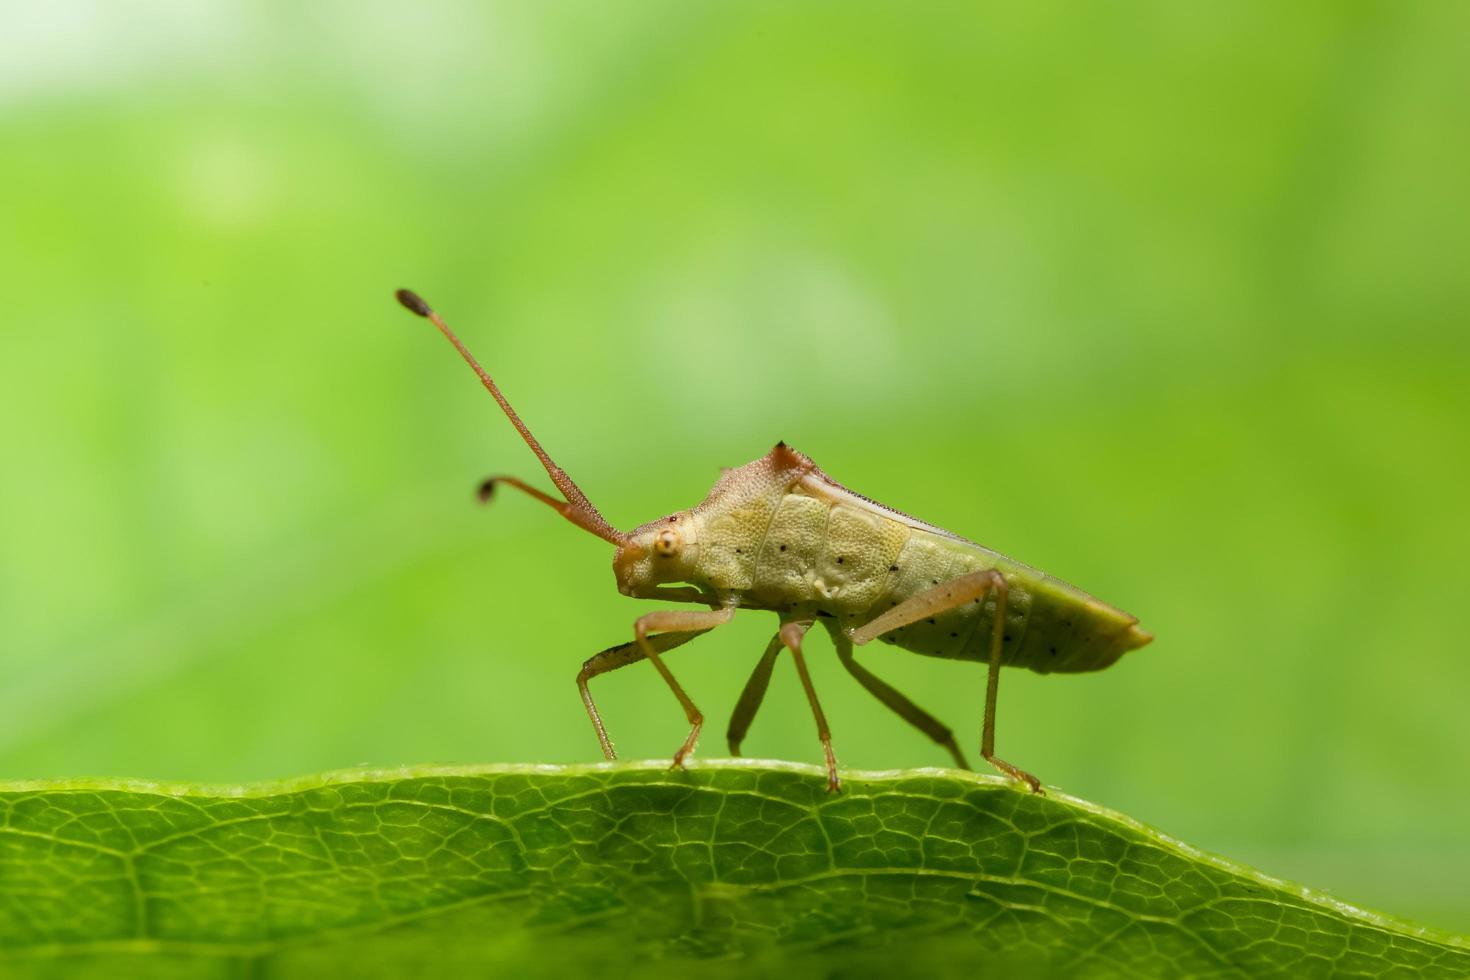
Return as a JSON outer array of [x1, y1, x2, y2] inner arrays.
[[0, 762, 1464, 979]]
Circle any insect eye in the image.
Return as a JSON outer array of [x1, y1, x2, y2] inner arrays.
[[654, 529, 680, 557]]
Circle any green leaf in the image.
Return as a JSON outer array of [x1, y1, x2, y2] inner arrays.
[[0, 762, 1464, 979]]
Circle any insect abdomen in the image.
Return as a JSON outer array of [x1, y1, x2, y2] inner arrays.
[[862, 537, 1150, 674], [1002, 567, 1151, 673]]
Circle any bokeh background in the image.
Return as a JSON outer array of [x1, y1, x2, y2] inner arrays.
[[2, 1, 1466, 933]]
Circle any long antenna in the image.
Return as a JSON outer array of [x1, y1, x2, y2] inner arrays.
[[396, 288, 627, 546]]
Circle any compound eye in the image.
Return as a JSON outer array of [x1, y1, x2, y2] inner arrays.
[[654, 529, 680, 557]]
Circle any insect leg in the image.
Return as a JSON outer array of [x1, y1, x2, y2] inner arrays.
[[976, 574, 1042, 794], [577, 630, 711, 760], [634, 607, 738, 769], [850, 569, 998, 646], [822, 620, 971, 770], [778, 621, 841, 792], [849, 569, 1042, 794], [727, 633, 786, 757]]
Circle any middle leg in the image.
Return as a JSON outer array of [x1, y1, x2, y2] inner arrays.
[[726, 622, 841, 791], [822, 620, 971, 770], [727, 632, 785, 758], [778, 621, 840, 792]]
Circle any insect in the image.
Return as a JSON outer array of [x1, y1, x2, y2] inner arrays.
[[397, 288, 1152, 794]]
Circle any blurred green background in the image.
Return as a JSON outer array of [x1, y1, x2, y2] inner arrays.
[[2, 1, 1467, 934]]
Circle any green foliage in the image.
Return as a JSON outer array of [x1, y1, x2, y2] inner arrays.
[[1, 763, 1464, 979]]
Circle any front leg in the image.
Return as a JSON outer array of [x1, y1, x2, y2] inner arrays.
[[577, 629, 710, 760], [634, 607, 737, 768]]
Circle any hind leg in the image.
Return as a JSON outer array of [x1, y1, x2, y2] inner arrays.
[[851, 569, 1042, 794]]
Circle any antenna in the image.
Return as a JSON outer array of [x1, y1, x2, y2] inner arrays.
[[396, 288, 627, 546]]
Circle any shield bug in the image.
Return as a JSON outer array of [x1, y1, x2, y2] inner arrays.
[[397, 288, 1152, 793]]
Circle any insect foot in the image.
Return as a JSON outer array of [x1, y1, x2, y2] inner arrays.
[[670, 718, 704, 771], [986, 755, 1045, 795]]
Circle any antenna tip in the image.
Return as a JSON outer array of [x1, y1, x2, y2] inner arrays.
[[477, 478, 497, 504], [395, 288, 432, 317]]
